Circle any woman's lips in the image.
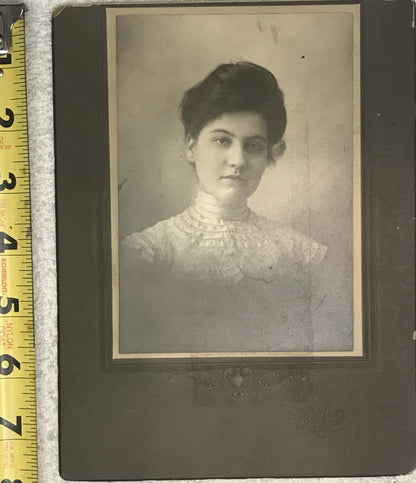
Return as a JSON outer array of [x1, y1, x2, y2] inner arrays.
[[221, 175, 246, 182]]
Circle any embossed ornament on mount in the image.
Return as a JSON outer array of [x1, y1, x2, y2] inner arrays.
[[275, 368, 317, 402], [291, 406, 345, 438], [184, 367, 319, 400], [187, 367, 272, 398]]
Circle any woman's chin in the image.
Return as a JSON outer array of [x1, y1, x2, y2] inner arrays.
[[215, 190, 249, 207]]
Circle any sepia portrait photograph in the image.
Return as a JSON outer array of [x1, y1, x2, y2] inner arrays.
[[107, 4, 362, 359]]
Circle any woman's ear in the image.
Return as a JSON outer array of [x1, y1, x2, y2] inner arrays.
[[185, 134, 196, 163]]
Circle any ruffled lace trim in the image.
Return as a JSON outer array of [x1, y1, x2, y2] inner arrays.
[[123, 193, 327, 283]]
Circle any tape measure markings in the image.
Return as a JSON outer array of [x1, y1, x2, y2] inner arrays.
[[0, 11, 38, 483]]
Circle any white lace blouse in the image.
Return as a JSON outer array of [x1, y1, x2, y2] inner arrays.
[[123, 191, 327, 284]]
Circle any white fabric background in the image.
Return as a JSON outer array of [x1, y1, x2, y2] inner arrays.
[[19, 0, 415, 481]]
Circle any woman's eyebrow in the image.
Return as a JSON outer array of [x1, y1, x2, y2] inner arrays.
[[210, 129, 234, 136], [210, 129, 267, 142], [246, 135, 267, 142]]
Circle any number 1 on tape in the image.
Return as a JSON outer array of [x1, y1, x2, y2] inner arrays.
[[0, 5, 38, 483]]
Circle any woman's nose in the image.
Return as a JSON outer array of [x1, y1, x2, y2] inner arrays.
[[227, 144, 246, 169]]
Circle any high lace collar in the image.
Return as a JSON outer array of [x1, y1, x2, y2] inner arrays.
[[193, 191, 250, 222]]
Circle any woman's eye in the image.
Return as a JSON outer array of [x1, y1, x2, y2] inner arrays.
[[246, 142, 266, 153], [214, 137, 231, 147]]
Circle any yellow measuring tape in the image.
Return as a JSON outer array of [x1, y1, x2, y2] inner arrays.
[[0, 6, 38, 483]]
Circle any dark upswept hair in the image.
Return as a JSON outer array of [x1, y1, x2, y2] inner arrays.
[[180, 61, 287, 162]]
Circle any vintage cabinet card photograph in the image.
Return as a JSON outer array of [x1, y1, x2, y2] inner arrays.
[[54, 2, 416, 479], [107, 5, 362, 358]]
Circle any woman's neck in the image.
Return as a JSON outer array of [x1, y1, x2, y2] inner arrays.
[[194, 190, 249, 220]]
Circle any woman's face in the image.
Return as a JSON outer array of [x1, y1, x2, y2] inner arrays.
[[186, 111, 268, 206]]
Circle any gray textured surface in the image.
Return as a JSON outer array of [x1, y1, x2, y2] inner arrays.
[[22, 0, 416, 481]]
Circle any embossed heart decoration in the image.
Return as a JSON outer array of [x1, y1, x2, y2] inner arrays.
[[223, 368, 254, 397]]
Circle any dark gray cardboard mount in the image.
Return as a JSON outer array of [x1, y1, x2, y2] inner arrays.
[[54, 1, 416, 480]]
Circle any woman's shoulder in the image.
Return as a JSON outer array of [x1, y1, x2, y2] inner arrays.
[[124, 219, 167, 247], [122, 214, 182, 265], [251, 212, 328, 268]]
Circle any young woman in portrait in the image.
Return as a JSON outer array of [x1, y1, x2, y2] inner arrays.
[[123, 62, 326, 283], [119, 62, 332, 355]]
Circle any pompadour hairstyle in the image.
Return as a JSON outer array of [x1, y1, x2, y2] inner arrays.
[[180, 61, 287, 162]]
